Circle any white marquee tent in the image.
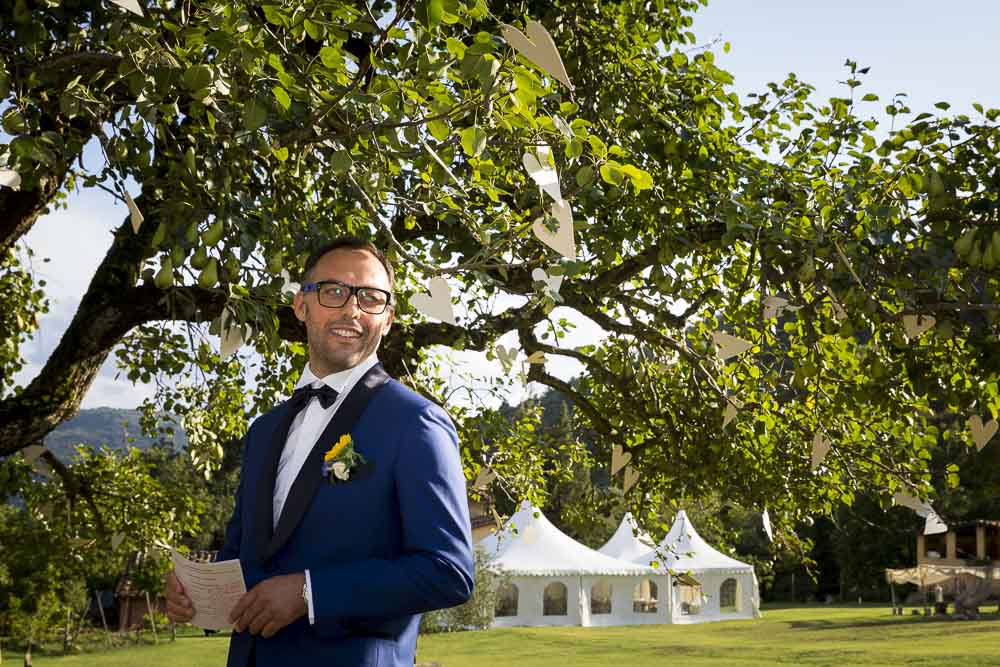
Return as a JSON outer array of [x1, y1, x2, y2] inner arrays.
[[633, 510, 761, 623], [597, 512, 657, 562], [478, 503, 670, 627]]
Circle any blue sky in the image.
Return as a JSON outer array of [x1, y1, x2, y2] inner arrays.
[[13, 0, 1000, 409]]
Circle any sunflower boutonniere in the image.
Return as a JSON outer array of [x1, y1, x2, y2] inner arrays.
[[322, 433, 365, 484]]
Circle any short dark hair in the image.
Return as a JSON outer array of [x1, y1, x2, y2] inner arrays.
[[301, 236, 395, 294]]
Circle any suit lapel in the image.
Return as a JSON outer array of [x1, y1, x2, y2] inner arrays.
[[253, 401, 298, 565], [260, 363, 391, 564]]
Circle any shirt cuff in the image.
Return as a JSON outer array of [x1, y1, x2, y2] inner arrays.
[[305, 569, 315, 625]]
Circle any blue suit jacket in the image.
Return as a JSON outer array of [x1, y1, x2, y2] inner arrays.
[[217, 365, 474, 666]]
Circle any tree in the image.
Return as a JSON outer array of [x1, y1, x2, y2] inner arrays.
[[5, 0, 1000, 538]]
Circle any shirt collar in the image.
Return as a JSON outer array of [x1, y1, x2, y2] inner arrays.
[[294, 351, 380, 394]]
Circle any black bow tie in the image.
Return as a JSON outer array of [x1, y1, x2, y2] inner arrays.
[[293, 384, 339, 410]]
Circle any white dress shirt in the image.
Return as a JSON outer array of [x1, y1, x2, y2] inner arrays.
[[273, 351, 380, 624]]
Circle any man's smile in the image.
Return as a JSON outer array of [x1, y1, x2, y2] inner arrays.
[[329, 326, 363, 339]]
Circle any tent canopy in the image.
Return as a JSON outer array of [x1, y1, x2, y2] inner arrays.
[[634, 510, 753, 574], [478, 502, 655, 577], [597, 512, 657, 562]]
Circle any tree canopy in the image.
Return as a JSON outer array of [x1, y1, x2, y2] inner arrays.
[[4, 0, 1000, 542]]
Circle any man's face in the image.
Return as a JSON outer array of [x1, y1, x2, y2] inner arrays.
[[293, 248, 394, 376]]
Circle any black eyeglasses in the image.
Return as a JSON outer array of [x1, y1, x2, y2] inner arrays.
[[301, 280, 394, 314]]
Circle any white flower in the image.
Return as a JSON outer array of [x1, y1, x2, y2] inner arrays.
[[332, 461, 350, 481]]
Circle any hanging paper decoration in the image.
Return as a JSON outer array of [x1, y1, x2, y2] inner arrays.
[[411, 276, 456, 325], [811, 432, 832, 471], [109, 0, 144, 16], [499, 20, 575, 90], [0, 169, 21, 190], [968, 415, 998, 452], [712, 331, 753, 360], [531, 267, 563, 298], [902, 314, 935, 341], [611, 445, 631, 476], [532, 199, 576, 258], [522, 146, 563, 203]]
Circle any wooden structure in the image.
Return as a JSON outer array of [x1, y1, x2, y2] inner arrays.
[[887, 519, 1000, 603]]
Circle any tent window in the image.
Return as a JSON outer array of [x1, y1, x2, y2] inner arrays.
[[678, 582, 703, 615], [543, 582, 568, 616], [632, 579, 658, 613], [495, 582, 518, 618], [590, 580, 612, 615], [720, 578, 739, 612]]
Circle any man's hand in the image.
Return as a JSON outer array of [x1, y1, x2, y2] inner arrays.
[[229, 572, 306, 638], [165, 569, 195, 623]]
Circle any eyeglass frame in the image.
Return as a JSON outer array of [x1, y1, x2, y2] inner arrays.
[[301, 279, 395, 315]]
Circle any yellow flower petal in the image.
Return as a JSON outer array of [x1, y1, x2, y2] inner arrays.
[[324, 434, 353, 461]]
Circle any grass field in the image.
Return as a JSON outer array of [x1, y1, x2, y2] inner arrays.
[[22, 605, 1000, 667]]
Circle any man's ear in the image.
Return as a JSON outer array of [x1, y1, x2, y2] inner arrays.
[[293, 290, 307, 323], [381, 308, 394, 336]]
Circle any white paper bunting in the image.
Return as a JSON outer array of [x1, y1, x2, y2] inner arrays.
[[280, 269, 300, 297], [495, 345, 518, 373], [811, 432, 832, 471], [722, 397, 743, 428], [531, 267, 563, 297], [499, 20, 574, 90], [473, 467, 497, 489], [762, 509, 774, 542], [522, 147, 563, 203], [525, 350, 546, 365], [108, 0, 144, 16], [0, 169, 21, 191], [712, 332, 753, 360], [532, 199, 576, 258], [763, 296, 800, 320], [124, 191, 144, 234], [902, 314, 935, 341], [969, 415, 998, 452], [623, 464, 640, 493], [218, 309, 243, 358], [611, 444, 632, 476], [411, 276, 456, 325]]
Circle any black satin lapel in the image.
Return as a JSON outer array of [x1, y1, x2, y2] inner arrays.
[[262, 364, 391, 564], [254, 401, 298, 564]]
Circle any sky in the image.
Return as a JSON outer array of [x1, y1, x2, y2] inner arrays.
[[12, 0, 1000, 410]]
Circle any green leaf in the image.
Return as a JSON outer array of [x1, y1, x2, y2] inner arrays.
[[272, 145, 289, 162], [599, 161, 626, 186], [427, 119, 450, 142], [182, 65, 212, 92], [272, 86, 291, 112], [460, 126, 488, 158], [242, 97, 268, 131], [575, 165, 595, 187], [621, 164, 654, 192], [329, 149, 353, 173], [319, 46, 344, 70]]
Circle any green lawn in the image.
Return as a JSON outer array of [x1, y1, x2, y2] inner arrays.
[[23, 605, 1000, 667]]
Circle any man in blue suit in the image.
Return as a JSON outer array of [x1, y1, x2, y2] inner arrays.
[[166, 237, 474, 666]]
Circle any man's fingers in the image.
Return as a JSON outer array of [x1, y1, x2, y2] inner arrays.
[[246, 605, 271, 635], [166, 569, 185, 596], [166, 600, 194, 623], [260, 620, 282, 639], [229, 589, 255, 626]]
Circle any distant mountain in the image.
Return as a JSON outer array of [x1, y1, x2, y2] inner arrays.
[[44, 407, 187, 461]]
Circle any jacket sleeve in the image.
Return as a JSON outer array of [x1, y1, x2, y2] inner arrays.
[[308, 402, 474, 634]]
